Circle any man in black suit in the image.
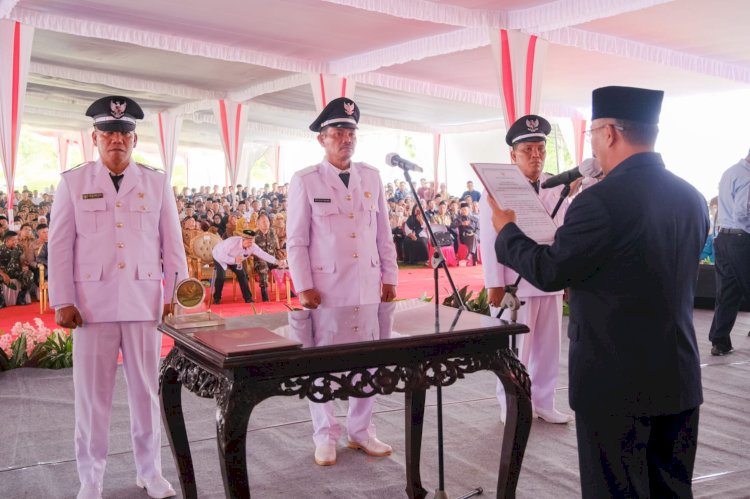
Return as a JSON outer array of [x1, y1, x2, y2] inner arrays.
[[487, 86, 708, 498]]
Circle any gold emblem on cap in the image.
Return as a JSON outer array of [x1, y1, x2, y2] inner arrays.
[[110, 100, 127, 118], [344, 102, 355, 116], [525, 118, 539, 132], [364, 191, 372, 198], [138, 192, 145, 198]]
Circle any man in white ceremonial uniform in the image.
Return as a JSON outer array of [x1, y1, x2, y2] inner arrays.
[[49, 96, 186, 499], [210, 229, 285, 304], [479, 115, 575, 424], [287, 97, 398, 466]]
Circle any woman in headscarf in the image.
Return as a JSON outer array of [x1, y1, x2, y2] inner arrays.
[[402, 205, 429, 265]]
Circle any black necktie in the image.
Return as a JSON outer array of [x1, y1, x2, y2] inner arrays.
[[530, 180, 540, 194], [110, 174, 124, 192], [339, 171, 350, 188]]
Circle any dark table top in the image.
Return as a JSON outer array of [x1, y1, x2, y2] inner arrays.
[[159, 300, 528, 374]]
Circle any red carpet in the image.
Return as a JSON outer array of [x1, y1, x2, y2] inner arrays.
[[0, 264, 485, 359]]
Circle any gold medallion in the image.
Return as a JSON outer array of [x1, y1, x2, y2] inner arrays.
[[364, 191, 372, 198]]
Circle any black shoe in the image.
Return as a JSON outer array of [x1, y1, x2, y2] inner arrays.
[[244, 297, 254, 303], [15, 296, 27, 306], [261, 289, 269, 302], [711, 344, 734, 356], [213, 298, 221, 305]]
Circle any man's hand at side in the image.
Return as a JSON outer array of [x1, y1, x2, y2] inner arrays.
[[55, 305, 83, 330], [299, 289, 322, 309]]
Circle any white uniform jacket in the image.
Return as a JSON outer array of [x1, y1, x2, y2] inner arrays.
[[480, 172, 568, 298], [287, 159, 398, 306], [48, 160, 188, 323]]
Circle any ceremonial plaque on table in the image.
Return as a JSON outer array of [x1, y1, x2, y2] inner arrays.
[[164, 278, 224, 329]]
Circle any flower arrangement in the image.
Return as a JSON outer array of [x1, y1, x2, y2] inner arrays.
[[0, 318, 73, 371]]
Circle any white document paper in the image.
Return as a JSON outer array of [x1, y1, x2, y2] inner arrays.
[[471, 163, 558, 244]]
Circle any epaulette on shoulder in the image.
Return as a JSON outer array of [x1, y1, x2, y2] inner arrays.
[[358, 162, 379, 172], [297, 164, 319, 177], [62, 161, 95, 173], [137, 162, 164, 173]]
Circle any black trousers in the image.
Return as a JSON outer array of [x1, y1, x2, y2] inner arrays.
[[709, 232, 750, 348], [575, 407, 699, 499], [212, 260, 253, 303]]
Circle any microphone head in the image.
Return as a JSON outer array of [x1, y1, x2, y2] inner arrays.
[[385, 152, 399, 166], [579, 158, 602, 178]]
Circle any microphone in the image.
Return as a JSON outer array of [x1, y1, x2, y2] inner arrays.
[[541, 158, 602, 189], [386, 153, 423, 173]]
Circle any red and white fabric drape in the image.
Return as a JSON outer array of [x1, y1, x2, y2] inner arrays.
[[0, 20, 33, 220], [80, 129, 95, 162], [310, 74, 356, 112], [489, 29, 548, 129], [57, 136, 69, 172], [155, 110, 183, 183], [212, 99, 248, 187]]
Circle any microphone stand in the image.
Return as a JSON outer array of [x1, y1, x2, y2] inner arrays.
[[497, 182, 571, 356], [399, 166, 481, 499]]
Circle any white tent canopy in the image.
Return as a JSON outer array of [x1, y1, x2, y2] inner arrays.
[[2, 0, 749, 150]]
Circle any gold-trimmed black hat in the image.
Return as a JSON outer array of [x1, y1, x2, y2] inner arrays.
[[309, 97, 359, 132], [592, 86, 664, 124], [505, 114, 551, 146], [85, 96, 144, 132], [241, 229, 256, 238]]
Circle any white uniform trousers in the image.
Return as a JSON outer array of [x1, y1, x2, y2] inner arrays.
[[72, 321, 163, 484], [309, 397, 376, 447], [492, 294, 563, 412]]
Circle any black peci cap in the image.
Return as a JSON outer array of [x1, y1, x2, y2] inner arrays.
[[85, 96, 144, 132], [309, 97, 360, 132], [505, 114, 551, 146], [591, 86, 664, 124], [241, 229, 256, 238]]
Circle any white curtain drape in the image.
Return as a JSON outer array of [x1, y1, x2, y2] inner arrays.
[[571, 115, 586, 165], [273, 145, 281, 184], [57, 136, 69, 172], [432, 133, 441, 190], [489, 28, 548, 129], [154, 110, 183, 182], [212, 99, 249, 187], [79, 129, 95, 162], [0, 19, 33, 221]]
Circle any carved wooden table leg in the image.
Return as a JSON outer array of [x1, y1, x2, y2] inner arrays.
[[494, 366, 532, 499], [160, 363, 198, 499], [216, 377, 255, 499], [405, 388, 428, 499]]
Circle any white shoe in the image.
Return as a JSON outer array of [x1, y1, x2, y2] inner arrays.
[[77, 482, 102, 499], [535, 407, 574, 424], [136, 476, 177, 498], [347, 437, 392, 457], [314, 441, 337, 466]]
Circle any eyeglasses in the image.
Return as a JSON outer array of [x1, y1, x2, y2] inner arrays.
[[583, 123, 624, 138]]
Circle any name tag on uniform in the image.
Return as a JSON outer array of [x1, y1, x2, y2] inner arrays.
[[314, 198, 331, 203], [82, 193, 104, 199]]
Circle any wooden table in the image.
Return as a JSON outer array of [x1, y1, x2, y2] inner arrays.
[[158, 300, 532, 498]]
